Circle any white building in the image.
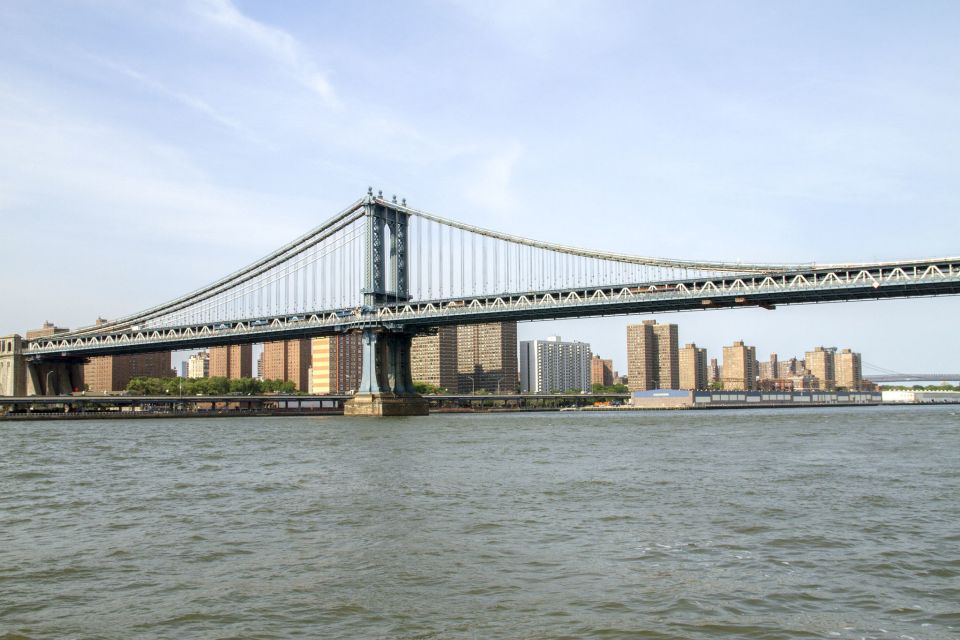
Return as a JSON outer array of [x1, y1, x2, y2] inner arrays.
[[882, 389, 960, 403], [186, 351, 210, 379], [519, 336, 592, 394]]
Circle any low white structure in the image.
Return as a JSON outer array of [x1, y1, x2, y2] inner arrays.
[[519, 336, 592, 394], [882, 390, 960, 403]]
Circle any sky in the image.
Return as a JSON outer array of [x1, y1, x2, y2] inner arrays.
[[1, 0, 958, 376]]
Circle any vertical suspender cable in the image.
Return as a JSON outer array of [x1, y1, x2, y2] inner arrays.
[[497, 243, 502, 293], [482, 236, 487, 293], [428, 219, 433, 299]]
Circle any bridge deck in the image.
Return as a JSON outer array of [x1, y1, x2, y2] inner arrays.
[[23, 259, 960, 358]]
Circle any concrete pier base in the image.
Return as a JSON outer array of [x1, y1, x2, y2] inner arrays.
[[344, 327, 429, 416], [25, 360, 84, 396], [343, 392, 430, 417]]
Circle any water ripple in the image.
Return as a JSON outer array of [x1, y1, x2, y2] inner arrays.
[[0, 407, 957, 639]]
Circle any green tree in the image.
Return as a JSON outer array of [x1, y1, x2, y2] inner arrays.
[[591, 383, 629, 394], [414, 382, 442, 395], [229, 377, 261, 394]]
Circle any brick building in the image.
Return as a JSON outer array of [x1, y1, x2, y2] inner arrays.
[[310, 333, 362, 394], [456, 322, 518, 394], [721, 341, 757, 390], [262, 339, 311, 390], [209, 345, 252, 379], [410, 326, 458, 392], [626, 320, 679, 391]]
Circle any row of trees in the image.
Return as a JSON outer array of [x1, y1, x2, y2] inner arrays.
[[591, 383, 629, 394], [413, 383, 630, 395], [126, 376, 297, 396], [879, 384, 959, 391], [122, 378, 633, 397]]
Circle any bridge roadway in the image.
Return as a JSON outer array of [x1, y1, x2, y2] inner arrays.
[[24, 258, 960, 358]]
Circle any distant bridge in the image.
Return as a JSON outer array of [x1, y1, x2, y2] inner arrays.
[[867, 374, 960, 383], [5, 189, 960, 413]]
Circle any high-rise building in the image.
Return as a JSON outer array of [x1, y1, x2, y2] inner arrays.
[[678, 343, 708, 390], [187, 351, 209, 379], [209, 344, 252, 379], [721, 341, 757, 390], [25, 321, 69, 340], [759, 353, 780, 381], [256, 352, 263, 380], [262, 339, 311, 390], [627, 322, 656, 391], [310, 333, 363, 394], [457, 322, 518, 394], [83, 352, 173, 392], [590, 355, 615, 387], [835, 348, 862, 391], [779, 357, 804, 377], [655, 322, 679, 389], [805, 346, 836, 390], [708, 358, 720, 385], [179, 361, 189, 378], [626, 320, 679, 391], [519, 336, 592, 394], [411, 326, 458, 391]]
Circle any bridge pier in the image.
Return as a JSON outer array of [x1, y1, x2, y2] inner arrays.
[[0, 335, 27, 397], [25, 359, 84, 396], [0, 338, 83, 397], [344, 328, 429, 417]]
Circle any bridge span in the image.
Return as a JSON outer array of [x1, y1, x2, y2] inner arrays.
[[866, 374, 960, 383], [3, 190, 959, 413]]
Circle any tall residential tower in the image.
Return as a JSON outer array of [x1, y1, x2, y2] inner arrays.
[[626, 320, 679, 391], [519, 336, 592, 394]]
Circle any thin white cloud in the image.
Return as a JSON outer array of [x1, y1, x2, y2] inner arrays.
[[0, 88, 310, 251], [192, 0, 339, 107], [91, 55, 245, 133]]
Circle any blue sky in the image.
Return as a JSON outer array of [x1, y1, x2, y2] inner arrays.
[[1, 0, 958, 375]]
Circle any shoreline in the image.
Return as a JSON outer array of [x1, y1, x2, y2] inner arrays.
[[3, 401, 957, 421]]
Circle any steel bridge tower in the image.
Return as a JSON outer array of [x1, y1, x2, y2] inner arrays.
[[345, 190, 429, 416]]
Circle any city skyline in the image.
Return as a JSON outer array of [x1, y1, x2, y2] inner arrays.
[[2, 1, 959, 372], [12, 313, 945, 388]]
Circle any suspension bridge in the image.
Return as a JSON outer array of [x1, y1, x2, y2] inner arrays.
[[4, 189, 960, 414]]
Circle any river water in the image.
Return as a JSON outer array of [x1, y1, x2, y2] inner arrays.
[[1, 406, 958, 639]]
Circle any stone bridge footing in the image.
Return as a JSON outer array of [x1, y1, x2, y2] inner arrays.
[[343, 328, 429, 416]]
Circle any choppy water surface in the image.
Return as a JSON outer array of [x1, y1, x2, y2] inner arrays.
[[1, 406, 958, 639]]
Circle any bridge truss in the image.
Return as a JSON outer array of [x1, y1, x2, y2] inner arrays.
[[24, 190, 960, 357]]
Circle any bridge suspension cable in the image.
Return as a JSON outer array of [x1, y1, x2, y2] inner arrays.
[[62, 199, 367, 336], [44, 192, 960, 342]]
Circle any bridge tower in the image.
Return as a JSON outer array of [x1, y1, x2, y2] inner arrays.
[[345, 190, 429, 416], [361, 189, 410, 305], [0, 335, 82, 397], [0, 335, 26, 397]]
